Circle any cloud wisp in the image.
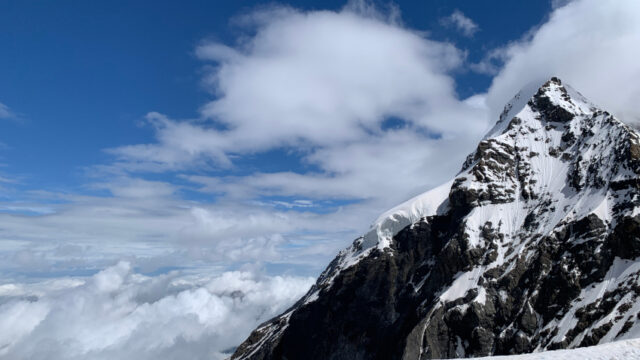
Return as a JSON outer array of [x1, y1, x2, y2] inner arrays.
[[440, 10, 479, 37], [0, 103, 13, 120]]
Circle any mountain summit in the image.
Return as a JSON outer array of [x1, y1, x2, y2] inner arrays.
[[232, 78, 640, 359]]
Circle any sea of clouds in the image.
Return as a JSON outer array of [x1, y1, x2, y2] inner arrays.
[[0, 262, 313, 359]]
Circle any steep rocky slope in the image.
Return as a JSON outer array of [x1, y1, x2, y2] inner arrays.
[[231, 78, 640, 359]]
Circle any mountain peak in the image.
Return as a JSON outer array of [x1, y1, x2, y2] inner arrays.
[[529, 76, 593, 120], [487, 76, 596, 139], [233, 81, 640, 360]]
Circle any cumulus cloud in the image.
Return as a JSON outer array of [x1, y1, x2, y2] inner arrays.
[[485, 0, 640, 124], [198, 8, 465, 144], [440, 10, 479, 37], [109, 4, 486, 172], [0, 262, 314, 360]]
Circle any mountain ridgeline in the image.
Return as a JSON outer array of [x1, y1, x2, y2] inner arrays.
[[231, 78, 640, 359]]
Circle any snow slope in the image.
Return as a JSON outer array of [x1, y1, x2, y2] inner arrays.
[[475, 338, 640, 360]]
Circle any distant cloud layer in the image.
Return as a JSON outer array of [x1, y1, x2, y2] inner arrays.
[[0, 262, 313, 360]]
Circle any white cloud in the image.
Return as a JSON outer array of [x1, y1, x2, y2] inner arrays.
[[183, 122, 484, 205], [440, 10, 479, 37], [0, 170, 384, 279], [342, 0, 402, 25], [109, 4, 485, 173], [486, 0, 640, 124], [106, 113, 233, 171], [199, 7, 469, 144], [0, 186, 312, 277], [92, 177, 178, 199], [0, 262, 314, 360], [469, 47, 510, 75]]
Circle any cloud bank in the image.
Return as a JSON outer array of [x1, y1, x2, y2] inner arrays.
[[0, 262, 314, 360]]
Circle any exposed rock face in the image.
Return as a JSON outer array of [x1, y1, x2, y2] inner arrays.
[[231, 78, 640, 359]]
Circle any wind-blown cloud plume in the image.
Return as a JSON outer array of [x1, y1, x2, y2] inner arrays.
[[485, 0, 640, 124]]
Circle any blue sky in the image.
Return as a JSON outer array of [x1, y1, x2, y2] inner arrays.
[[0, 0, 556, 279], [0, 0, 550, 191], [3, 0, 640, 358]]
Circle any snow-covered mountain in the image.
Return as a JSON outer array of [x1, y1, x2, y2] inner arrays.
[[231, 78, 640, 359]]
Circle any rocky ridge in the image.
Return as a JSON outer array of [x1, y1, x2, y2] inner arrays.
[[231, 78, 640, 359]]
